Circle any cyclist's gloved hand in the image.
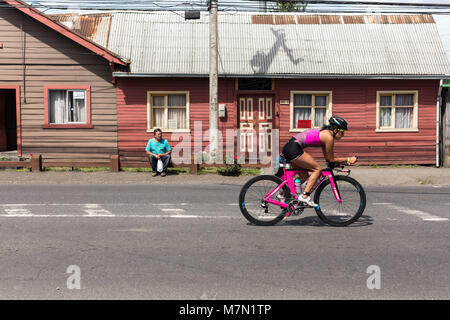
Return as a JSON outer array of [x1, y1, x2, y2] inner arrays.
[[348, 156, 357, 165]]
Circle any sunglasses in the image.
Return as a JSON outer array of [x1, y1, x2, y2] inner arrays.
[[336, 129, 345, 133]]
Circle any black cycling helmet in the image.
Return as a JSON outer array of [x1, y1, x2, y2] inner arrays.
[[328, 115, 348, 131]]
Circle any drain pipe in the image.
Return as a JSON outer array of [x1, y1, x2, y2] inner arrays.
[[436, 80, 443, 167]]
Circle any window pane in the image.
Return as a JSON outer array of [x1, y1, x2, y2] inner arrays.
[[294, 94, 312, 106], [395, 107, 413, 128], [380, 108, 391, 127], [49, 90, 66, 124], [153, 96, 164, 107], [238, 78, 272, 90], [380, 95, 392, 107], [294, 108, 311, 128], [314, 108, 326, 127], [168, 108, 186, 129], [314, 96, 327, 107], [168, 94, 186, 107], [395, 94, 414, 106], [152, 108, 164, 127]]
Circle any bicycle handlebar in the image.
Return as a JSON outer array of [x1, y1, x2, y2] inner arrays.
[[326, 156, 358, 170]]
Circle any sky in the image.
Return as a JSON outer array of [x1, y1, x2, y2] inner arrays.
[[22, 0, 450, 60], [23, 0, 450, 13]]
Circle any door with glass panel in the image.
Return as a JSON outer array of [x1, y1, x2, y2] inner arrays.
[[238, 95, 274, 158]]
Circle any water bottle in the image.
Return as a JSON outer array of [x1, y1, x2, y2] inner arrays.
[[294, 178, 302, 195]]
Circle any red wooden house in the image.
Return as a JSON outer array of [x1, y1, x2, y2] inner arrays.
[[16, 9, 450, 165]]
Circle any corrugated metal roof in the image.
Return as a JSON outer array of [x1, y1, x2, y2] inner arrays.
[[50, 12, 450, 77]]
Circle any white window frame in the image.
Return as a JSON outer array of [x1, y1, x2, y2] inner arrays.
[[147, 91, 190, 133], [376, 91, 418, 132], [289, 91, 333, 132]]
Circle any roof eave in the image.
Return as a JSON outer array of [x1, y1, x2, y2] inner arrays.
[[112, 72, 450, 80], [4, 0, 129, 66]]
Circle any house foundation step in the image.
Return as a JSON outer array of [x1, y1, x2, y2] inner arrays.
[[0, 150, 20, 161]]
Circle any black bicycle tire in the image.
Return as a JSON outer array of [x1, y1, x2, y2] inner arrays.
[[313, 175, 366, 227], [239, 175, 290, 226]]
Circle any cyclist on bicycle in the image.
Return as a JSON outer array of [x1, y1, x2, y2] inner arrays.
[[281, 115, 357, 207]]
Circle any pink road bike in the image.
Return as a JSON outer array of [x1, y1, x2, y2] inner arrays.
[[238, 158, 366, 227]]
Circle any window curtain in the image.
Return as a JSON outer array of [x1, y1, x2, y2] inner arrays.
[[72, 98, 86, 123], [380, 108, 391, 127], [294, 94, 312, 106], [151, 94, 187, 129], [168, 95, 186, 107], [314, 108, 326, 127], [394, 94, 414, 128], [49, 90, 66, 124], [153, 96, 164, 106], [395, 94, 414, 106], [68, 91, 86, 123], [153, 108, 164, 128], [168, 95, 187, 128], [294, 108, 311, 128], [395, 108, 413, 128], [380, 95, 392, 107], [168, 108, 186, 129], [314, 96, 327, 106]]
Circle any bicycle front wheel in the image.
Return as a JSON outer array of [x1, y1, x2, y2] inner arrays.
[[313, 175, 366, 227], [239, 175, 290, 226]]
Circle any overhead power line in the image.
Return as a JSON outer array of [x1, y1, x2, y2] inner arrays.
[[247, 0, 450, 7], [1, 1, 449, 14]]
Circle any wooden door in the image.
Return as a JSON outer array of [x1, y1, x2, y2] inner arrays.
[[238, 95, 274, 159]]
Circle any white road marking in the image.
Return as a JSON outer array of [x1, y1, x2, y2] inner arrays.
[[160, 208, 185, 213], [0, 214, 239, 219], [0, 203, 239, 219], [83, 204, 114, 217], [378, 203, 448, 221], [4, 205, 32, 216]]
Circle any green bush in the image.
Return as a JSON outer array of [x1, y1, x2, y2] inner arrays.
[[217, 163, 242, 176]]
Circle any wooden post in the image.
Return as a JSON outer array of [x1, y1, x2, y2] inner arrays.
[[31, 154, 42, 172], [190, 154, 199, 174], [190, 163, 199, 175], [110, 155, 120, 172]]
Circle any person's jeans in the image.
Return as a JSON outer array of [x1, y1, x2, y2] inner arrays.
[[149, 155, 171, 173]]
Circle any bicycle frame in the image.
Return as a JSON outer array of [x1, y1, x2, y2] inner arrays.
[[264, 166, 342, 214]]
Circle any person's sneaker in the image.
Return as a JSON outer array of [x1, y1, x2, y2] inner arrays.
[[152, 172, 158, 177], [276, 193, 285, 202], [161, 172, 166, 177], [298, 195, 318, 207]]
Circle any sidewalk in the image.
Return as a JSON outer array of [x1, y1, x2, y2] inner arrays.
[[0, 166, 449, 186]]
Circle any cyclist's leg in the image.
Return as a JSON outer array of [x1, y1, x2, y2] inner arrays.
[[291, 152, 322, 195]]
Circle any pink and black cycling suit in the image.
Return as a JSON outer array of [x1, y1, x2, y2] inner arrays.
[[282, 129, 323, 162]]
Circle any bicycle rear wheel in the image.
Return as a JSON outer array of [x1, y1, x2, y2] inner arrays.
[[239, 175, 290, 226], [313, 175, 366, 227]]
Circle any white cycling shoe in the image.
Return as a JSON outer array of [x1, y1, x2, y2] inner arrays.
[[298, 195, 318, 208]]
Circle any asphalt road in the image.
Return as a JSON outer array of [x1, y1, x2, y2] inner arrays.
[[0, 183, 448, 299]]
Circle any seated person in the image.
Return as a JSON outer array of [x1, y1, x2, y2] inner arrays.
[[145, 128, 172, 177]]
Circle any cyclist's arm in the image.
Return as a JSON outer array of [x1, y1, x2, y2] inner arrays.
[[321, 135, 349, 164]]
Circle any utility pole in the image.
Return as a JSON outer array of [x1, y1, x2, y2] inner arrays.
[[259, 1, 267, 12], [209, 0, 219, 162]]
